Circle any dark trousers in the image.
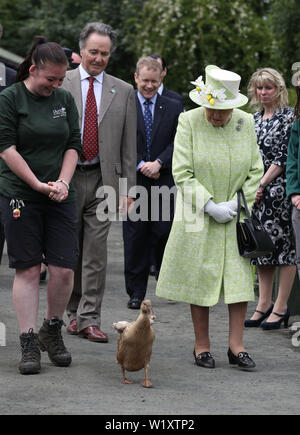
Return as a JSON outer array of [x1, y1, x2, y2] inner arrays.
[[123, 218, 172, 300], [0, 210, 4, 264], [292, 205, 300, 280], [123, 175, 175, 300]]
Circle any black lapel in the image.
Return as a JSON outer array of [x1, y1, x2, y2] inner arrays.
[[151, 94, 165, 142], [135, 92, 147, 139]]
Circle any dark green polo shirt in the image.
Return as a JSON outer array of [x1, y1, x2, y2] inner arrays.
[[287, 119, 300, 198], [0, 82, 82, 202]]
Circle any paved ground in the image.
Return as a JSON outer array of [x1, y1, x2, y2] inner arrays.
[[0, 221, 300, 416]]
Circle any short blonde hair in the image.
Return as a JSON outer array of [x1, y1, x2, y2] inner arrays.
[[136, 56, 162, 76], [248, 68, 288, 109]]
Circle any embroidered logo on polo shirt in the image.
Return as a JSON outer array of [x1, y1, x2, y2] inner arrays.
[[52, 107, 66, 119]]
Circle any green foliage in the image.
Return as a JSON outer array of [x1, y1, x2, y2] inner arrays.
[[0, 0, 39, 50], [268, 0, 300, 85], [0, 0, 298, 106], [288, 88, 297, 109], [132, 0, 273, 108], [0, 0, 145, 84]]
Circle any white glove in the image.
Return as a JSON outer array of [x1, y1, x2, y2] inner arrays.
[[218, 200, 238, 213], [204, 200, 237, 223]]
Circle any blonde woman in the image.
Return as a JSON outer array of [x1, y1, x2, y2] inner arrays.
[[245, 68, 296, 330]]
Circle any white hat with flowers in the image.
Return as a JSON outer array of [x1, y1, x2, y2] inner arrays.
[[189, 65, 248, 110]]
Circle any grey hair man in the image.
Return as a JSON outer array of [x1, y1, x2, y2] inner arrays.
[[79, 22, 118, 53], [62, 22, 137, 341]]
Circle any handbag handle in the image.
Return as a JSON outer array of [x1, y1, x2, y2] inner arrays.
[[237, 189, 251, 223]]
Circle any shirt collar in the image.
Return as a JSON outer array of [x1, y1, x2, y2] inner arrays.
[[158, 83, 164, 95], [79, 64, 104, 84], [137, 91, 158, 106]]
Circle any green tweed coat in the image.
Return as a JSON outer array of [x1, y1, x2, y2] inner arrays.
[[156, 107, 264, 306]]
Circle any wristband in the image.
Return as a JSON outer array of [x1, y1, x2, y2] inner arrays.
[[56, 179, 69, 190], [259, 183, 266, 191]]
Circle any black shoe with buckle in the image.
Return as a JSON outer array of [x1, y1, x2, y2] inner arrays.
[[227, 348, 256, 370], [193, 350, 215, 368]]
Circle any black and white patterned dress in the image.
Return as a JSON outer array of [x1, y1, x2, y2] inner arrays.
[[251, 107, 296, 266]]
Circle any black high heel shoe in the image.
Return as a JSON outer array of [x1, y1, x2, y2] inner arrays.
[[193, 350, 215, 368], [261, 308, 290, 330], [244, 304, 274, 327], [227, 348, 256, 370]]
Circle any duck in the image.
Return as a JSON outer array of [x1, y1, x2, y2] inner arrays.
[[113, 299, 155, 388]]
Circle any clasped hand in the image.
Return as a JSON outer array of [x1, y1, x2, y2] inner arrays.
[[37, 181, 68, 202], [204, 199, 237, 223], [48, 181, 69, 202], [140, 161, 161, 180]]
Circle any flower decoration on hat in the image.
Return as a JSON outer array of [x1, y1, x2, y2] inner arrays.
[[191, 76, 227, 106]]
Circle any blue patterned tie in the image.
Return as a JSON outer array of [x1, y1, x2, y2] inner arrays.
[[143, 99, 153, 161]]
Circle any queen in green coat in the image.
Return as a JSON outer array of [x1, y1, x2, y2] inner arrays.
[[156, 65, 264, 370]]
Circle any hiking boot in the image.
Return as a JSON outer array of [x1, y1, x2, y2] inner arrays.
[[38, 317, 72, 367], [19, 328, 41, 375]]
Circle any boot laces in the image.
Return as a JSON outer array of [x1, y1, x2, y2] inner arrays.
[[48, 320, 67, 353], [21, 328, 40, 362]]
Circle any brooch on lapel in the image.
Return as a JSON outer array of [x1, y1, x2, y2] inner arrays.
[[111, 89, 116, 94], [236, 118, 244, 131]]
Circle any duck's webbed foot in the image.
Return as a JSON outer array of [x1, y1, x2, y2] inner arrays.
[[141, 366, 153, 388], [122, 367, 133, 384]]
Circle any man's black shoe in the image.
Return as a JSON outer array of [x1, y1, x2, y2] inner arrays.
[[127, 298, 142, 309], [149, 265, 157, 276]]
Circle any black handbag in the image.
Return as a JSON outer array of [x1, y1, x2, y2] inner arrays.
[[236, 189, 275, 258]]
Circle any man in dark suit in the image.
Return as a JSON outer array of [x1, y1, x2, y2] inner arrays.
[[0, 24, 16, 264], [149, 53, 183, 104], [147, 54, 183, 277], [0, 65, 16, 92], [0, 24, 16, 92], [123, 56, 183, 309]]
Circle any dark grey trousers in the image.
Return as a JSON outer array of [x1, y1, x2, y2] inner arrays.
[[292, 205, 300, 278], [0, 214, 4, 264]]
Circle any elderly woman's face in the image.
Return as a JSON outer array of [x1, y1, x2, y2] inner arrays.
[[205, 108, 233, 127]]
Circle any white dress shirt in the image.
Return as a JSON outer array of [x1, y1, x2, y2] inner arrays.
[[157, 83, 164, 95], [78, 64, 103, 165], [137, 91, 159, 169]]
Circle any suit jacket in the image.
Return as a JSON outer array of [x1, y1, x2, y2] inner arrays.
[[62, 68, 137, 200], [0, 65, 16, 92], [162, 87, 183, 105], [136, 92, 183, 188], [0, 65, 16, 263]]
